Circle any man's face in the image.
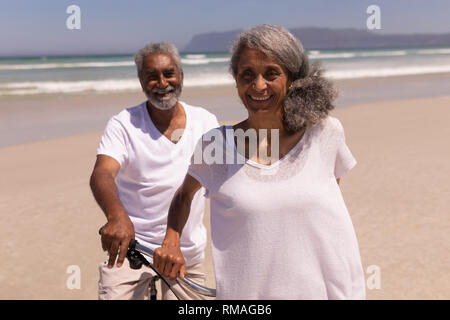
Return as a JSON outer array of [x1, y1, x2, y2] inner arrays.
[[141, 53, 183, 110]]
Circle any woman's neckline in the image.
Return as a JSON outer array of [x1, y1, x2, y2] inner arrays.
[[224, 125, 308, 169]]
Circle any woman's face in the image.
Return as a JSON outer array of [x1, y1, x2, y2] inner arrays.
[[235, 47, 291, 116]]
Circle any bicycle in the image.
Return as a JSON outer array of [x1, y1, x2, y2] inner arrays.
[[99, 227, 216, 300]]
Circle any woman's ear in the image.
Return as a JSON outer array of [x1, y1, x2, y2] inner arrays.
[[286, 76, 293, 92]]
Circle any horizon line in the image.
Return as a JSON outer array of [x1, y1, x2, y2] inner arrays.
[[2, 26, 450, 59]]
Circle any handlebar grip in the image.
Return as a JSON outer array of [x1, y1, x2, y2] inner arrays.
[[97, 228, 216, 297], [129, 239, 137, 250]]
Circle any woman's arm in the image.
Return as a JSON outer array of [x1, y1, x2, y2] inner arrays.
[[153, 173, 202, 280]]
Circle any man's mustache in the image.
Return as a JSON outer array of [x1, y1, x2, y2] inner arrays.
[[151, 85, 176, 94]]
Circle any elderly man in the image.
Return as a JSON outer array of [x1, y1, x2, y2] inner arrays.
[[90, 42, 218, 300]]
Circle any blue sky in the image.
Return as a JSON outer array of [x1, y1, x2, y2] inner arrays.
[[0, 0, 449, 56]]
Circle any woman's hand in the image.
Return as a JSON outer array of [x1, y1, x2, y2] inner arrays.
[[153, 173, 202, 280], [154, 174, 202, 280], [154, 240, 186, 280]]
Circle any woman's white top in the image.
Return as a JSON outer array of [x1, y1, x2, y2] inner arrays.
[[188, 116, 366, 299]]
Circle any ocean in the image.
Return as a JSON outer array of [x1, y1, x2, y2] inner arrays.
[[1, 47, 450, 96]]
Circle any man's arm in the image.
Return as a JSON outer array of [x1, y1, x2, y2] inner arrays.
[[90, 154, 134, 268]]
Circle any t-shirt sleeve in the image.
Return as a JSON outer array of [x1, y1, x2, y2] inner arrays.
[[187, 112, 219, 196], [96, 117, 129, 166], [188, 134, 213, 197], [333, 119, 357, 179], [187, 127, 223, 198]]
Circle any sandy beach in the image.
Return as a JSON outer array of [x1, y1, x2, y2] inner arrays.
[[0, 77, 449, 299]]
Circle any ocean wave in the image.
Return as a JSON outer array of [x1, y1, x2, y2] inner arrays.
[[0, 75, 235, 95], [0, 79, 141, 95], [309, 52, 356, 59], [0, 61, 134, 71], [309, 50, 407, 59], [181, 57, 230, 65], [0, 57, 231, 70], [2, 63, 450, 96], [416, 48, 450, 55], [184, 54, 207, 59], [327, 64, 450, 79], [358, 50, 407, 57], [184, 74, 234, 87]]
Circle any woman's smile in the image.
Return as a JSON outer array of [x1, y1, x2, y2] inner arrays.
[[247, 94, 274, 109], [249, 94, 272, 101]]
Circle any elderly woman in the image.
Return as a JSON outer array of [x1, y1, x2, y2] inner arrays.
[[154, 24, 365, 300]]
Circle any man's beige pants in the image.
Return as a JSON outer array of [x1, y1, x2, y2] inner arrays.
[[98, 257, 209, 300]]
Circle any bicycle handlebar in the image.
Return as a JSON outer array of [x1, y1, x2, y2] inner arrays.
[[98, 227, 216, 297]]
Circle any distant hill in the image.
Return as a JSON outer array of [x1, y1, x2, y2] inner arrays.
[[183, 29, 243, 53], [183, 27, 450, 52]]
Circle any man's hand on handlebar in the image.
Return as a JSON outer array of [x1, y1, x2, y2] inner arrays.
[[154, 243, 186, 281], [100, 215, 135, 269]]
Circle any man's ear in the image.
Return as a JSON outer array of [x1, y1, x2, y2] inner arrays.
[[180, 71, 184, 85]]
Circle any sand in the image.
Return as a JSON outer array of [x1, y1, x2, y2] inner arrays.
[[0, 91, 449, 299]]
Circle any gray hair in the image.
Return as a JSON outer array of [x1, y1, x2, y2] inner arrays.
[[134, 42, 183, 85], [230, 24, 337, 133]]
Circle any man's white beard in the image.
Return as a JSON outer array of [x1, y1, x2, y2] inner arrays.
[[146, 85, 182, 110]]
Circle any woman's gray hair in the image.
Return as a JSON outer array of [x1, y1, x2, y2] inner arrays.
[[230, 24, 337, 133], [134, 42, 183, 84]]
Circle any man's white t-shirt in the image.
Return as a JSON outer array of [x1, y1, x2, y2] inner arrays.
[[97, 101, 219, 266], [188, 116, 365, 299]]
